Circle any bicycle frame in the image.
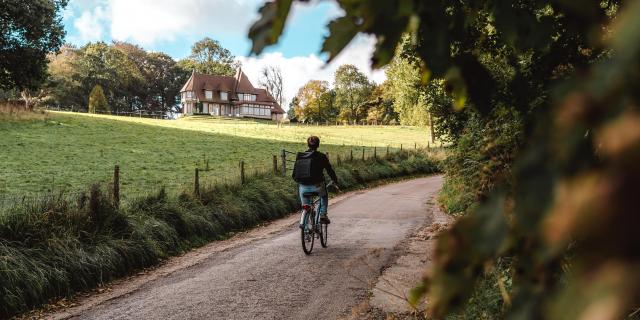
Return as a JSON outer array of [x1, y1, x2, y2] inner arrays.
[[300, 196, 322, 232]]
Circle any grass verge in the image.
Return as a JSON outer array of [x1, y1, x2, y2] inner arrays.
[[0, 150, 440, 318]]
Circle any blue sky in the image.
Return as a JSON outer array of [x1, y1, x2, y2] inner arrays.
[[61, 0, 385, 106], [63, 0, 341, 59]]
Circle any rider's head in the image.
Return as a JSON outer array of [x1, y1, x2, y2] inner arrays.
[[307, 136, 320, 150]]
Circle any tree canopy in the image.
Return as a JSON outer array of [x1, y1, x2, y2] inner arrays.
[[178, 37, 240, 76], [249, 0, 640, 319], [0, 0, 68, 91], [333, 64, 373, 124], [88, 85, 109, 113], [292, 80, 335, 123], [46, 41, 190, 113]]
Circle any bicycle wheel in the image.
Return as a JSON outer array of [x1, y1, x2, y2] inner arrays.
[[320, 222, 328, 248], [301, 211, 314, 254]]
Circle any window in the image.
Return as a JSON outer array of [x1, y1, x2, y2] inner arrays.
[[239, 93, 257, 101], [205, 90, 213, 99], [220, 91, 228, 101]]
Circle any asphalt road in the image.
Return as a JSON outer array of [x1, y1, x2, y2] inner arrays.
[[53, 175, 443, 320]]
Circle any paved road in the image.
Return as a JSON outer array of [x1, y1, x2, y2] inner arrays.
[[55, 176, 443, 320]]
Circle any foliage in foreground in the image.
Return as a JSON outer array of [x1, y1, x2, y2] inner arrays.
[[249, 0, 639, 319], [0, 151, 439, 318]]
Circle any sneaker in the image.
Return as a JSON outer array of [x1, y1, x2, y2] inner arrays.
[[320, 215, 331, 224]]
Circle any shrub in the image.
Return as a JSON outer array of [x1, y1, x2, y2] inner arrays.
[[88, 85, 109, 114], [0, 151, 440, 317]]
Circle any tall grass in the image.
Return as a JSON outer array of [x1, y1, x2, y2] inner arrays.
[[0, 103, 47, 121], [0, 151, 440, 318]]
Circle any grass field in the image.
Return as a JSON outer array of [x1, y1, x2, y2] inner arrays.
[[1, 111, 435, 199]]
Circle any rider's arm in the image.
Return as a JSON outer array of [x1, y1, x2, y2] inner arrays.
[[323, 154, 339, 185]]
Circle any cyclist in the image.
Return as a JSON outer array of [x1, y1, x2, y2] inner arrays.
[[292, 136, 339, 225]]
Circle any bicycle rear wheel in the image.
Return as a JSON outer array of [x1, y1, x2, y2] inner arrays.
[[320, 222, 328, 248], [301, 211, 314, 254]]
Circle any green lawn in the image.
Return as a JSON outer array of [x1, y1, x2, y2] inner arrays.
[[0, 111, 434, 199]]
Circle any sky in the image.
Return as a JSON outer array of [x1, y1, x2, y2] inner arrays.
[[62, 0, 386, 108]]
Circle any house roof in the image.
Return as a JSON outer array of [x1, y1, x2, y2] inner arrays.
[[180, 69, 283, 113]]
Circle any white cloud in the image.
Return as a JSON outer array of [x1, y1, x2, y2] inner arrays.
[[238, 34, 386, 109], [73, 6, 109, 42], [109, 0, 261, 45]]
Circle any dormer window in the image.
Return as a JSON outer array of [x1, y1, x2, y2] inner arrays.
[[205, 90, 213, 99], [239, 93, 257, 101], [220, 91, 228, 101]]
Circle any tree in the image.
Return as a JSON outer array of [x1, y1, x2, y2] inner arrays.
[[145, 52, 189, 112], [0, 0, 68, 96], [178, 38, 239, 76], [258, 65, 284, 107], [293, 80, 331, 123], [287, 97, 298, 121], [333, 65, 373, 124], [88, 85, 109, 113], [384, 55, 428, 126], [366, 82, 398, 125], [249, 1, 639, 319], [46, 44, 84, 108], [75, 42, 143, 112]]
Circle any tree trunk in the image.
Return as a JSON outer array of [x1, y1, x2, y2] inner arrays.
[[20, 90, 39, 111], [429, 112, 435, 143]]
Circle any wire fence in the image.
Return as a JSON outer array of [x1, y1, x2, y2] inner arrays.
[[0, 145, 444, 213], [45, 106, 170, 119]]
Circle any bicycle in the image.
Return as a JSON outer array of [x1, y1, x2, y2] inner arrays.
[[299, 182, 338, 254]]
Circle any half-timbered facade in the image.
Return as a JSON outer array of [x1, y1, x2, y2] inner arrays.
[[179, 69, 284, 121]]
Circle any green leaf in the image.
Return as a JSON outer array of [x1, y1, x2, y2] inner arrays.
[[247, 0, 293, 55], [321, 17, 359, 63]]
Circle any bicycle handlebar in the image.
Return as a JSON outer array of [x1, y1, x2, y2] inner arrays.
[[326, 181, 341, 192]]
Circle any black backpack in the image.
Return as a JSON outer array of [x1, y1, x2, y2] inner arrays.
[[293, 152, 315, 184]]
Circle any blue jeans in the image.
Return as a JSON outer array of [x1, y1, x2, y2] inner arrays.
[[299, 183, 328, 215]]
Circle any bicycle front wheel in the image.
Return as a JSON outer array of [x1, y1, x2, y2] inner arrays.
[[301, 211, 314, 254]]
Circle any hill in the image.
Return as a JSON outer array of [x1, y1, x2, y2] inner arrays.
[[0, 111, 434, 200]]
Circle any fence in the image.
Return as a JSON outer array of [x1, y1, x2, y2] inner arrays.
[[0, 145, 443, 212], [45, 106, 169, 119]]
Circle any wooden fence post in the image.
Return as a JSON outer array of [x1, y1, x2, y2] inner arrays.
[[113, 165, 120, 208], [350, 149, 353, 161], [415, 142, 417, 149], [374, 147, 377, 159], [362, 148, 365, 161], [281, 149, 287, 176], [273, 155, 278, 174], [194, 168, 200, 196], [240, 160, 245, 184], [386, 146, 389, 157], [400, 144, 403, 151]]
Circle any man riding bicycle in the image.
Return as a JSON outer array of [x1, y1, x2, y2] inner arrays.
[[292, 136, 339, 225]]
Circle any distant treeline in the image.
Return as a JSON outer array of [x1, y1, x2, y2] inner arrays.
[[289, 42, 453, 128], [0, 37, 240, 114]]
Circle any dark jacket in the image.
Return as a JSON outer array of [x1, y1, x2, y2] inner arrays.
[[292, 149, 338, 185]]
